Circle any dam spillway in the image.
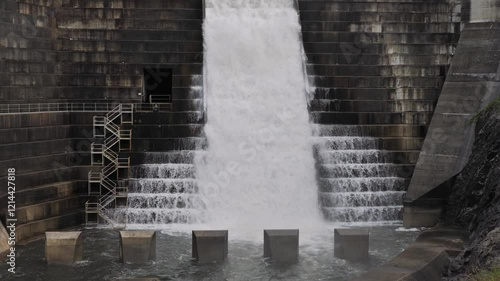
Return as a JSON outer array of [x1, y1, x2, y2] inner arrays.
[[4, 0, 496, 279], [195, 0, 322, 230], [313, 125, 407, 222], [106, 0, 452, 227]]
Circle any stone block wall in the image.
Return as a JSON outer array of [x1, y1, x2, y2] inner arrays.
[[298, 0, 462, 221], [1, 0, 59, 103], [55, 0, 203, 103]]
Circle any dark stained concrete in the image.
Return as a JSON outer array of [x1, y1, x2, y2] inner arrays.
[[119, 231, 157, 264], [263, 229, 299, 263], [0, 0, 203, 244], [334, 229, 369, 260], [192, 230, 228, 264], [404, 21, 500, 226], [298, 0, 461, 221], [45, 231, 83, 265]]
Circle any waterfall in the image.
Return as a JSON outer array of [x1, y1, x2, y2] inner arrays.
[[313, 125, 406, 222], [195, 0, 322, 232]]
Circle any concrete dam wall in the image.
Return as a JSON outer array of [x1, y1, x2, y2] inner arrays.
[[405, 0, 500, 227], [3, 0, 495, 240], [0, 0, 203, 241], [299, 0, 460, 222]]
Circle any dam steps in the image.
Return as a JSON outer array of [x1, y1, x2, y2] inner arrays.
[[298, 0, 459, 222], [110, 151, 203, 225], [0, 0, 204, 240]]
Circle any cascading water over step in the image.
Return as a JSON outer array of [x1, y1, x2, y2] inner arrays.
[[313, 125, 407, 222]]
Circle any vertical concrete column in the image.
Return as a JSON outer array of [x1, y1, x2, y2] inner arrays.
[[470, 0, 500, 22], [334, 229, 369, 260], [119, 231, 156, 264], [192, 230, 228, 263], [263, 229, 299, 263], [45, 231, 83, 264]]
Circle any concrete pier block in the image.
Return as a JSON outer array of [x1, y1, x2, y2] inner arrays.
[[45, 231, 83, 264], [119, 231, 156, 264], [334, 229, 369, 260], [264, 229, 299, 263], [192, 230, 228, 263]]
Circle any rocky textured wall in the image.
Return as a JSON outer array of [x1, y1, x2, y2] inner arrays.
[[443, 110, 500, 280]]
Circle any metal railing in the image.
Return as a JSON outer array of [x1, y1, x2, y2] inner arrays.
[[1, 102, 173, 115], [107, 105, 122, 123], [117, 157, 130, 168], [85, 201, 119, 225], [134, 103, 173, 112], [0, 103, 117, 114], [93, 116, 106, 138], [87, 104, 133, 226], [149, 95, 172, 104], [88, 171, 101, 182]]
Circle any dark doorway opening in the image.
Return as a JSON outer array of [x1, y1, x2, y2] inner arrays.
[[143, 68, 173, 103]]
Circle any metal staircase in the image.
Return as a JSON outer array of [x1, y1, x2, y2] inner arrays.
[[86, 104, 133, 226]]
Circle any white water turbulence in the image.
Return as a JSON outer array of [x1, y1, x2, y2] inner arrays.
[[195, 0, 322, 239]]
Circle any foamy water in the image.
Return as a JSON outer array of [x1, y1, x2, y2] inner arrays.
[[192, 0, 323, 241]]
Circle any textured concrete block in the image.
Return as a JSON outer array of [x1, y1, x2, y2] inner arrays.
[[334, 229, 369, 260], [264, 229, 299, 263], [0, 222, 9, 257], [45, 231, 83, 264], [403, 199, 445, 228], [192, 230, 228, 264], [403, 207, 443, 228], [119, 231, 156, 264]]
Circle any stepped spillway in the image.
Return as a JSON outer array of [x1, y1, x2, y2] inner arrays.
[[313, 125, 408, 222], [111, 151, 204, 226]]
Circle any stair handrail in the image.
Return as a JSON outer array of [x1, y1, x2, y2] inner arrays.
[[88, 171, 101, 181], [102, 162, 117, 177], [120, 129, 132, 140], [106, 122, 120, 137], [106, 104, 122, 123], [103, 149, 118, 162], [87, 103, 134, 226]]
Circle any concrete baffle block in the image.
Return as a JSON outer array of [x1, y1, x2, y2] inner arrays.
[[334, 229, 369, 260], [45, 231, 83, 264], [264, 229, 299, 263], [192, 230, 228, 263], [119, 231, 156, 264]]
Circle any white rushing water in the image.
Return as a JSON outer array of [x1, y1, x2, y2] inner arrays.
[[312, 125, 406, 222], [194, 0, 322, 236]]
